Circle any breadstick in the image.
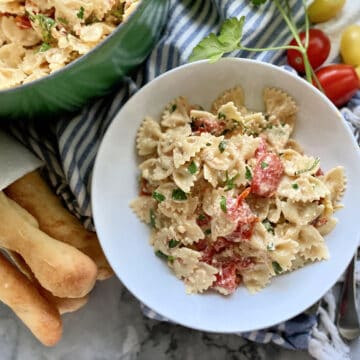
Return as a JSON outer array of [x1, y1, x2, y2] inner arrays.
[[5, 250, 89, 314], [5, 171, 113, 280], [8, 197, 39, 228], [0, 191, 97, 298], [0, 252, 62, 346]]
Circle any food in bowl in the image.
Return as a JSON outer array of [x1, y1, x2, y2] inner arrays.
[[130, 86, 346, 295], [0, 0, 140, 89]]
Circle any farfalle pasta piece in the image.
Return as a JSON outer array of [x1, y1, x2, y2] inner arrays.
[[270, 236, 299, 272], [183, 263, 218, 294], [157, 125, 192, 156], [241, 262, 272, 293], [136, 117, 163, 156], [316, 216, 338, 236], [215, 102, 244, 132], [267, 197, 282, 223], [171, 217, 204, 245], [172, 160, 200, 193], [139, 156, 173, 181], [242, 112, 267, 135], [264, 124, 292, 152], [0, 1, 25, 16], [277, 174, 330, 202], [281, 200, 324, 226], [173, 133, 213, 169], [323, 166, 346, 205], [211, 86, 245, 113], [285, 139, 304, 154], [246, 195, 271, 221], [0, 66, 27, 89], [130, 196, 157, 224], [281, 149, 320, 177], [231, 134, 261, 160], [161, 96, 191, 128], [151, 227, 177, 254], [263, 87, 298, 128], [297, 225, 329, 261]]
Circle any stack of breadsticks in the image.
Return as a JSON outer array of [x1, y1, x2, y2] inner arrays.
[[0, 170, 113, 346]]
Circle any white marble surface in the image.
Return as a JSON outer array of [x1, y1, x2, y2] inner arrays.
[[1, 277, 359, 360]]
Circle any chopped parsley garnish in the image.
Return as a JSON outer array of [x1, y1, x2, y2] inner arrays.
[[206, 142, 211, 146], [245, 166, 253, 181], [218, 112, 226, 120], [294, 158, 320, 176], [220, 196, 227, 213], [28, 13, 55, 43], [225, 171, 238, 191], [152, 191, 165, 202], [149, 209, 156, 228], [267, 242, 275, 251], [111, 3, 125, 19], [172, 188, 187, 201], [170, 104, 177, 113], [188, 161, 198, 174], [155, 250, 175, 262], [262, 219, 274, 235], [38, 42, 51, 52], [197, 214, 206, 221], [292, 183, 299, 190], [261, 161, 269, 169], [204, 228, 212, 235], [77, 6, 85, 19], [272, 261, 283, 275], [168, 239, 180, 248], [218, 140, 227, 153]]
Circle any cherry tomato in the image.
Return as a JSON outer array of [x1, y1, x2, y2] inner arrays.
[[287, 29, 330, 73], [356, 66, 360, 82], [212, 262, 238, 294], [340, 25, 360, 66], [307, 0, 345, 24], [251, 152, 284, 197], [315, 64, 360, 107]]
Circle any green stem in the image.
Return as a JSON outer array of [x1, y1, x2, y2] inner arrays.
[[240, 45, 301, 52], [302, 0, 310, 49], [303, 54, 313, 83]]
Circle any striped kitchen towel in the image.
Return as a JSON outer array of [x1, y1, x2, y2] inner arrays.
[[3, 1, 360, 359]]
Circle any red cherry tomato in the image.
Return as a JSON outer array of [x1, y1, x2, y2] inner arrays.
[[251, 152, 284, 198], [287, 29, 331, 73], [315, 64, 360, 107]]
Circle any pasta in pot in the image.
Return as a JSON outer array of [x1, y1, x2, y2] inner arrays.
[[0, 0, 140, 89], [130, 86, 346, 296]]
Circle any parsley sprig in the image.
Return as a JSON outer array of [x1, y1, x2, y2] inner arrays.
[[189, 0, 321, 87]]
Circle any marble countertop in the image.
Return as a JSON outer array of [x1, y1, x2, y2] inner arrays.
[[1, 277, 359, 360]]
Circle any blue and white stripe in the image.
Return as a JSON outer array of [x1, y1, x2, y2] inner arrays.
[[4, 0, 360, 351]]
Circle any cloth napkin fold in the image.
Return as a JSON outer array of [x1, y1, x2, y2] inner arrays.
[[3, 1, 360, 359]]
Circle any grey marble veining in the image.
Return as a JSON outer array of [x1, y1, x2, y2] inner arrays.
[[1, 277, 357, 360]]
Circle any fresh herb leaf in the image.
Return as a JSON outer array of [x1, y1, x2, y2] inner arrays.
[[262, 219, 274, 235], [218, 140, 227, 153], [198, 214, 206, 221], [267, 242, 275, 251], [152, 191, 165, 202], [189, 17, 245, 63], [172, 188, 187, 201], [155, 250, 175, 262], [28, 13, 55, 43], [220, 196, 227, 213], [170, 104, 177, 113], [225, 172, 239, 191], [188, 161, 198, 174], [218, 112, 226, 120], [206, 142, 211, 146], [77, 6, 85, 19], [204, 228, 212, 235], [272, 261, 283, 275], [168, 239, 180, 248], [261, 161, 269, 169], [149, 209, 156, 228], [294, 158, 320, 176], [111, 3, 124, 19], [245, 166, 253, 181], [292, 183, 299, 190], [38, 42, 51, 52]]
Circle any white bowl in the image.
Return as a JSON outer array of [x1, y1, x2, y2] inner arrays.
[[92, 58, 360, 333]]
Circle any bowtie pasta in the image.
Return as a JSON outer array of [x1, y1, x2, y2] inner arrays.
[[0, 0, 140, 89], [130, 87, 346, 295]]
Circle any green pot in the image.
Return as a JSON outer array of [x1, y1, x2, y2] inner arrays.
[[0, 0, 169, 120]]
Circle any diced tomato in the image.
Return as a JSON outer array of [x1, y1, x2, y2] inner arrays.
[[196, 213, 211, 227], [212, 237, 233, 252], [255, 137, 267, 158], [15, 15, 31, 29], [194, 238, 208, 252], [314, 216, 328, 228], [139, 178, 151, 196], [191, 117, 225, 135], [225, 197, 258, 241], [251, 152, 284, 197], [315, 168, 324, 177], [212, 262, 239, 294]]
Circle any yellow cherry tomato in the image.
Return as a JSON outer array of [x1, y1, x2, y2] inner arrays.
[[356, 66, 360, 82], [340, 25, 360, 66], [307, 0, 346, 23]]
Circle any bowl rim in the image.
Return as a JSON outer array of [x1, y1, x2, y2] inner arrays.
[[0, 0, 150, 94], [92, 57, 360, 333]]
